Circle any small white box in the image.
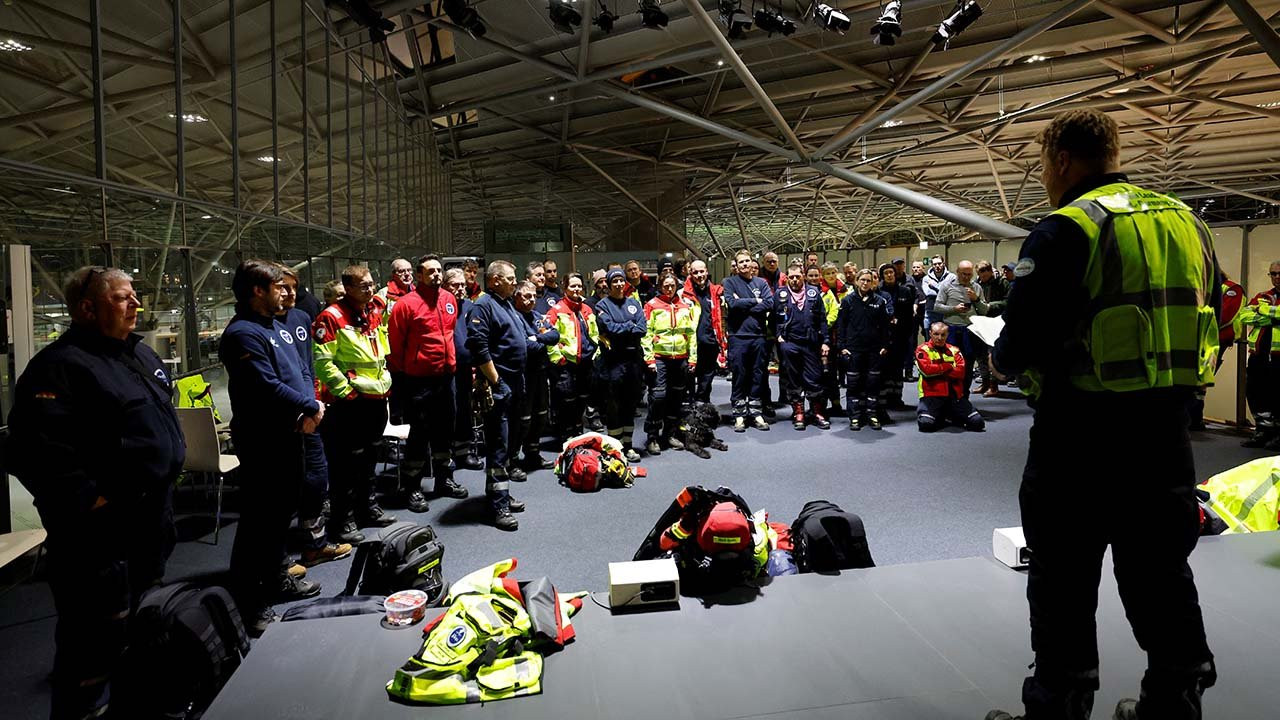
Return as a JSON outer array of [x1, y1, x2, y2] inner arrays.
[[608, 558, 679, 611], [993, 526, 1031, 569]]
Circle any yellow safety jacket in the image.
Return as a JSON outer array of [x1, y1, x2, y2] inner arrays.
[[1045, 182, 1218, 395], [387, 559, 586, 705], [1238, 288, 1280, 356], [642, 294, 699, 366], [546, 297, 599, 366], [1199, 456, 1280, 534], [312, 297, 392, 401], [822, 289, 839, 326], [174, 373, 222, 422]]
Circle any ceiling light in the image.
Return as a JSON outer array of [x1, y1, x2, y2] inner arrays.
[[719, 1, 752, 40], [201, 214, 213, 219], [548, 95, 556, 101], [754, 9, 795, 36], [168, 112, 208, 123], [882, 119, 902, 128], [257, 155, 280, 163], [1259, 100, 1280, 109], [638, 0, 668, 29], [549, 0, 582, 34], [594, 1, 618, 32], [442, 0, 487, 37], [1108, 86, 1130, 94], [919, 240, 929, 250], [45, 186, 76, 195], [871, 0, 902, 45], [933, 0, 982, 50], [0, 39, 32, 52], [814, 3, 850, 34], [1025, 55, 1049, 64], [716, 59, 725, 66]]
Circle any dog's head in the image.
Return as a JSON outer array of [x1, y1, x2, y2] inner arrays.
[[690, 402, 722, 428]]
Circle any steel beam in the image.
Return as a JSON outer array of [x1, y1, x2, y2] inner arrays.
[[1225, 0, 1280, 71], [1175, 176, 1280, 205]]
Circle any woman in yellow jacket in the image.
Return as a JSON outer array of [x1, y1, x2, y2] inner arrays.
[[641, 273, 698, 455]]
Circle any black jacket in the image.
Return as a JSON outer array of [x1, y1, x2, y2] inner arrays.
[[468, 293, 527, 375], [8, 325, 185, 522], [879, 282, 915, 338], [835, 291, 892, 352], [774, 285, 829, 346]]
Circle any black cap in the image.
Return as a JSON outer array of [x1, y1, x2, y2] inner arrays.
[[891, 257, 905, 264]]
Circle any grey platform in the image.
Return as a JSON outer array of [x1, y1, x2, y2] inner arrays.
[[204, 532, 1280, 720]]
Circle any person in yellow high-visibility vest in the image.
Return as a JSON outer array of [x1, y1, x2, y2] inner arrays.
[[641, 273, 697, 455], [988, 108, 1219, 720]]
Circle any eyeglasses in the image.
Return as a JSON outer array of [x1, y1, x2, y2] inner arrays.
[[1270, 272, 1280, 277], [356, 281, 377, 289]]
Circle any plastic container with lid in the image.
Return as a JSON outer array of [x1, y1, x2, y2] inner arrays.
[[384, 590, 429, 627]]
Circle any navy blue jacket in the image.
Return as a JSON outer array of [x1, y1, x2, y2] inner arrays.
[[534, 287, 562, 316], [690, 282, 718, 346], [722, 274, 774, 338], [468, 293, 527, 375], [520, 309, 560, 373], [220, 308, 320, 439], [7, 325, 185, 520], [835, 291, 892, 352], [774, 285, 829, 346], [594, 295, 647, 357], [878, 282, 913, 338], [454, 297, 474, 368], [278, 307, 315, 383]]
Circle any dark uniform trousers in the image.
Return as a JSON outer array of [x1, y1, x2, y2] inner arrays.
[[551, 359, 594, 437], [728, 336, 768, 417], [946, 325, 978, 397], [916, 396, 984, 431], [400, 374, 456, 494], [1020, 393, 1214, 720], [597, 349, 643, 446], [515, 365, 549, 458], [320, 395, 389, 530], [881, 326, 913, 407], [843, 349, 883, 419], [230, 433, 303, 614], [644, 357, 688, 438], [1244, 351, 1280, 423], [46, 486, 175, 720], [481, 370, 523, 511], [298, 432, 329, 550], [780, 339, 824, 400], [694, 341, 720, 403], [452, 365, 478, 460]]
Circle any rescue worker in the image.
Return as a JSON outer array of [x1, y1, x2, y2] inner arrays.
[[525, 260, 554, 316], [467, 260, 528, 531], [593, 268, 648, 462], [624, 259, 656, 303], [443, 268, 484, 470], [935, 260, 987, 397], [1191, 272, 1245, 429], [922, 255, 954, 329], [542, 259, 564, 303], [835, 269, 891, 431], [878, 263, 916, 410], [915, 321, 984, 432], [388, 254, 469, 514], [585, 268, 608, 309], [1238, 262, 1280, 447], [724, 249, 775, 432], [513, 280, 559, 474], [379, 257, 414, 310], [975, 260, 1011, 397], [462, 257, 485, 301], [818, 262, 845, 414], [909, 259, 929, 372], [820, 261, 846, 299], [680, 259, 726, 404], [776, 264, 830, 430], [8, 266, 185, 719], [643, 273, 697, 454], [314, 265, 397, 541], [842, 261, 859, 287], [546, 272, 598, 439], [987, 108, 1218, 720], [758, 251, 785, 416]]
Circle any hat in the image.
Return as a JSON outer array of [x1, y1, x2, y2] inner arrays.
[[891, 257, 905, 264], [591, 269, 607, 283], [1002, 262, 1016, 271], [606, 268, 625, 284], [697, 502, 753, 554]]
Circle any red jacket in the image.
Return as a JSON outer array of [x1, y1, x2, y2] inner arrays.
[[388, 287, 458, 377], [384, 278, 414, 304], [1220, 279, 1243, 345], [915, 341, 966, 399], [680, 277, 727, 368]]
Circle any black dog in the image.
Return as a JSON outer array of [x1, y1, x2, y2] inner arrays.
[[675, 402, 729, 459]]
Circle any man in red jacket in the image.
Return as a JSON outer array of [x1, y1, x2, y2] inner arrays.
[[680, 260, 727, 403], [915, 321, 985, 432], [388, 254, 469, 513]]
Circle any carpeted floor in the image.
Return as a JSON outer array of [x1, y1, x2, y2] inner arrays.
[[0, 377, 1269, 719]]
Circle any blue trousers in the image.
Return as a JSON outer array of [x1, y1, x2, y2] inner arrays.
[[779, 339, 823, 400], [299, 432, 329, 550], [645, 357, 688, 437], [481, 370, 522, 511], [728, 336, 767, 417]]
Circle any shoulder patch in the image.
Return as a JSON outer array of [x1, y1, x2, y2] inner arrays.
[[1014, 258, 1035, 278], [34, 391, 57, 400], [314, 325, 327, 341]]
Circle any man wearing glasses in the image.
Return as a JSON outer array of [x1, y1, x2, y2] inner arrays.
[[9, 266, 184, 719], [1239, 262, 1280, 447], [379, 258, 415, 311], [314, 266, 398, 543]]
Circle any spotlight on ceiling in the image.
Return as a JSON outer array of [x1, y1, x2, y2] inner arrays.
[[754, 9, 795, 36], [549, 0, 582, 34], [719, 1, 752, 40], [638, 0, 668, 29], [441, 0, 487, 37], [814, 3, 850, 34], [326, 1, 395, 44], [870, 0, 902, 45], [594, 1, 618, 32], [933, 0, 982, 50], [0, 39, 33, 53]]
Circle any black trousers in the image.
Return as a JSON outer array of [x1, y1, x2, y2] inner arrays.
[[946, 325, 977, 397], [515, 365, 549, 456], [843, 349, 883, 418], [1244, 351, 1280, 422], [597, 352, 642, 446], [693, 341, 720, 403], [452, 366, 478, 459], [400, 374, 456, 494], [232, 433, 304, 613], [320, 396, 388, 531], [779, 339, 823, 400], [644, 357, 688, 438], [1019, 394, 1214, 719], [481, 369, 523, 511], [551, 359, 593, 437], [728, 336, 768, 417], [916, 395, 984, 431], [43, 486, 174, 720], [298, 432, 329, 550]]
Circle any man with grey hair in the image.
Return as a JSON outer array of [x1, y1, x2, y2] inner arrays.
[[9, 266, 185, 720], [934, 260, 987, 397], [380, 257, 415, 310]]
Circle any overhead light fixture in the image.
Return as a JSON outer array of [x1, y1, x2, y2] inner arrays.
[[814, 3, 850, 34], [548, 94, 557, 101], [716, 59, 725, 66], [257, 155, 280, 163], [45, 186, 76, 195], [168, 112, 208, 123], [933, 0, 982, 50], [919, 240, 929, 250], [719, 1, 752, 40], [1259, 100, 1280, 109], [549, 0, 582, 33], [0, 39, 33, 52], [442, 0, 487, 37], [1025, 54, 1049, 64], [1107, 85, 1131, 94], [881, 119, 902, 128], [201, 214, 213, 219], [331, 0, 396, 43], [594, 1, 618, 32], [638, 0, 667, 29], [754, 8, 795, 36], [871, 1, 902, 45]]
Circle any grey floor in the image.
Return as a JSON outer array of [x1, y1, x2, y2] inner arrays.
[[2, 376, 1275, 719]]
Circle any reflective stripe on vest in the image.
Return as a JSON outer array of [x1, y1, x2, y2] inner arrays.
[[314, 323, 392, 397], [1051, 182, 1218, 393], [1200, 457, 1280, 534], [549, 304, 598, 365]]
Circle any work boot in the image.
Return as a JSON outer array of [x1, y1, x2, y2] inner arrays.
[[665, 435, 684, 450], [404, 490, 429, 513], [1112, 699, 1138, 720], [277, 572, 321, 602], [689, 445, 712, 459], [358, 506, 397, 528], [520, 451, 554, 470], [494, 508, 519, 531], [810, 400, 830, 429], [792, 402, 806, 430], [762, 404, 777, 419], [507, 465, 528, 482], [287, 563, 307, 579], [300, 542, 353, 567], [645, 437, 663, 456], [328, 521, 365, 545], [508, 497, 526, 513], [733, 417, 747, 433], [457, 452, 484, 470], [1241, 428, 1272, 447], [849, 416, 862, 431], [247, 606, 279, 638], [435, 477, 469, 499], [623, 446, 642, 463], [869, 415, 882, 430], [752, 415, 770, 431]]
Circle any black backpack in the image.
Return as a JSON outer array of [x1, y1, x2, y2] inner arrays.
[[791, 500, 875, 573], [114, 582, 250, 719], [341, 521, 445, 604]]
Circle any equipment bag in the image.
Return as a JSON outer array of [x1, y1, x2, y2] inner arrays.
[[555, 432, 636, 492], [342, 521, 445, 603], [791, 500, 875, 572], [281, 595, 388, 622], [114, 582, 250, 720]]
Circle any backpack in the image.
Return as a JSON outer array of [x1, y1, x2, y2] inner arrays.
[[114, 583, 250, 720], [791, 500, 875, 573], [555, 433, 636, 492], [342, 522, 446, 604]]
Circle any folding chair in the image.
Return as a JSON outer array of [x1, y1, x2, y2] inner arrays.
[[176, 407, 240, 545]]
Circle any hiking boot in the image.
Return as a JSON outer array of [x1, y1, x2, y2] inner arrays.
[[300, 543, 352, 567], [495, 509, 519, 531], [623, 446, 642, 463], [457, 453, 484, 470], [277, 573, 321, 602], [357, 507, 397, 527], [328, 522, 365, 545], [849, 417, 862, 431], [665, 435, 685, 450], [435, 477, 469, 499], [508, 498, 526, 513], [761, 404, 777, 419], [1112, 699, 1138, 720], [287, 563, 307, 578], [752, 415, 770, 431], [984, 712, 1022, 720], [792, 402, 806, 430], [645, 438, 663, 456], [404, 490, 430, 513], [810, 400, 830, 429], [733, 417, 747, 433], [247, 606, 279, 638], [869, 416, 882, 430]]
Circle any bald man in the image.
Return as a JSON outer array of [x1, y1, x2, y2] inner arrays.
[[933, 260, 987, 397]]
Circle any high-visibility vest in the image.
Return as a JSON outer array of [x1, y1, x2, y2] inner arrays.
[[1238, 288, 1280, 355], [1199, 456, 1280, 533], [546, 298, 599, 366], [821, 289, 839, 326], [642, 295, 699, 365], [174, 373, 222, 422], [313, 299, 392, 400], [1046, 182, 1219, 394]]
